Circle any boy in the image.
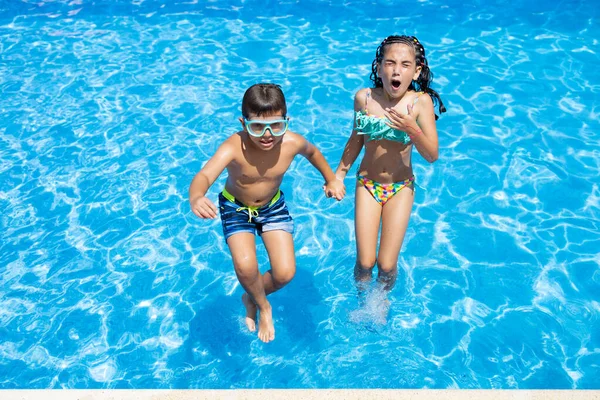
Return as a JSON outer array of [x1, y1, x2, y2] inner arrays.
[[189, 83, 345, 343]]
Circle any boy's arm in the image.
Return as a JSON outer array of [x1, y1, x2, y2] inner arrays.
[[335, 90, 366, 180], [189, 140, 234, 219], [297, 136, 345, 200]]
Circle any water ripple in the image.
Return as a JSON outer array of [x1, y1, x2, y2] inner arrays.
[[1, 0, 599, 390]]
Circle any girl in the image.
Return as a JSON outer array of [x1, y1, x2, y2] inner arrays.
[[334, 35, 446, 293]]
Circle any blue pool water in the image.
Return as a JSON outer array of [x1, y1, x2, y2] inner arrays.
[[1, 0, 599, 389]]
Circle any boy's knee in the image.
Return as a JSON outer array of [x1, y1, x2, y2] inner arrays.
[[233, 257, 259, 281], [272, 268, 295, 289]]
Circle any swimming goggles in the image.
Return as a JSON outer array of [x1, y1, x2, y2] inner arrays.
[[244, 118, 289, 137]]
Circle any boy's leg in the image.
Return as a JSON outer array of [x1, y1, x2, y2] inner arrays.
[[378, 187, 415, 290], [226, 232, 275, 343], [354, 182, 383, 287], [261, 230, 296, 295]]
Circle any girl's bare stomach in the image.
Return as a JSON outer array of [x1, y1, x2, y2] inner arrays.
[[358, 143, 413, 184]]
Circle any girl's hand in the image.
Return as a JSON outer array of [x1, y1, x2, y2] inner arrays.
[[190, 196, 218, 219], [384, 104, 420, 136], [323, 178, 346, 201]]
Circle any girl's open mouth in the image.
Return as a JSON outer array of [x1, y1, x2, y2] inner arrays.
[[391, 79, 401, 90]]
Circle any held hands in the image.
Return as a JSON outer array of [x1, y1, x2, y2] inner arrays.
[[323, 177, 346, 201], [384, 104, 421, 138], [190, 195, 218, 219]]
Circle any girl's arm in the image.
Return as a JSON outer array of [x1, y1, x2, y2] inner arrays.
[[385, 93, 439, 163], [335, 90, 367, 179]]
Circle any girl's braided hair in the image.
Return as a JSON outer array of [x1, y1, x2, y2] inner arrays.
[[370, 35, 446, 117]]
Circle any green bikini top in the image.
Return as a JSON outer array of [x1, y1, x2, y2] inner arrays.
[[355, 90, 422, 144]]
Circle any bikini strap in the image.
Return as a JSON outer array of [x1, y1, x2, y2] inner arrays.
[[413, 91, 424, 105]]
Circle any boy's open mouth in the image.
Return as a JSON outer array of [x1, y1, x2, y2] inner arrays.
[[391, 79, 401, 89]]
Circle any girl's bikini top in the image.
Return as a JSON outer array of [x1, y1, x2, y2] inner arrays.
[[354, 89, 422, 144]]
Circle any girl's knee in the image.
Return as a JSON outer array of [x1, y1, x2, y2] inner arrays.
[[377, 259, 397, 275], [377, 260, 398, 291], [356, 256, 376, 272]]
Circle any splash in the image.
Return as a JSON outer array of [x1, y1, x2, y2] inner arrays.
[[349, 284, 391, 327]]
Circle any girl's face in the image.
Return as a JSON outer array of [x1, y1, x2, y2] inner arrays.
[[377, 43, 422, 100]]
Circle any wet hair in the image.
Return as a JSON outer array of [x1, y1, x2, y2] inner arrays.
[[241, 83, 287, 118], [370, 35, 446, 118]]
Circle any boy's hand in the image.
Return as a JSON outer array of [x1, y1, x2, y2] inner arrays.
[[190, 196, 218, 219], [324, 178, 346, 201]]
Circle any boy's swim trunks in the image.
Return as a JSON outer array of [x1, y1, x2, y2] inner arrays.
[[218, 189, 294, 240]]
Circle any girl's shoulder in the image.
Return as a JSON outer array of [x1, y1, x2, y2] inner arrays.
[[354, 87, 373, 111], [354, 87, 370, 101], [412, 91, 433, 108]]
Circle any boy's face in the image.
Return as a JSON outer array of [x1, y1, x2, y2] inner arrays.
[[240, 112, 288, 151]]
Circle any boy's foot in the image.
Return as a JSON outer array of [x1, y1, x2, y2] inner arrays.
[[242, 293, 257, 332], [257, 305, 275, 343]]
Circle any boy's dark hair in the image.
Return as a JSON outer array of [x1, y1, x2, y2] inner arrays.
[[370, 35, 446, 118], [242, 83, 287, 118]]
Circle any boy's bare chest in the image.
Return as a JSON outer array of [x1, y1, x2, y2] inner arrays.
[[230, 151, 294, 182]]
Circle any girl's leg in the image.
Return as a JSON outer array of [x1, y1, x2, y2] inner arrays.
[[354, 182, 383, 287], [227, 232, 274, 343], [261, 230, 296, 295], [377, 187, 415, 290]]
